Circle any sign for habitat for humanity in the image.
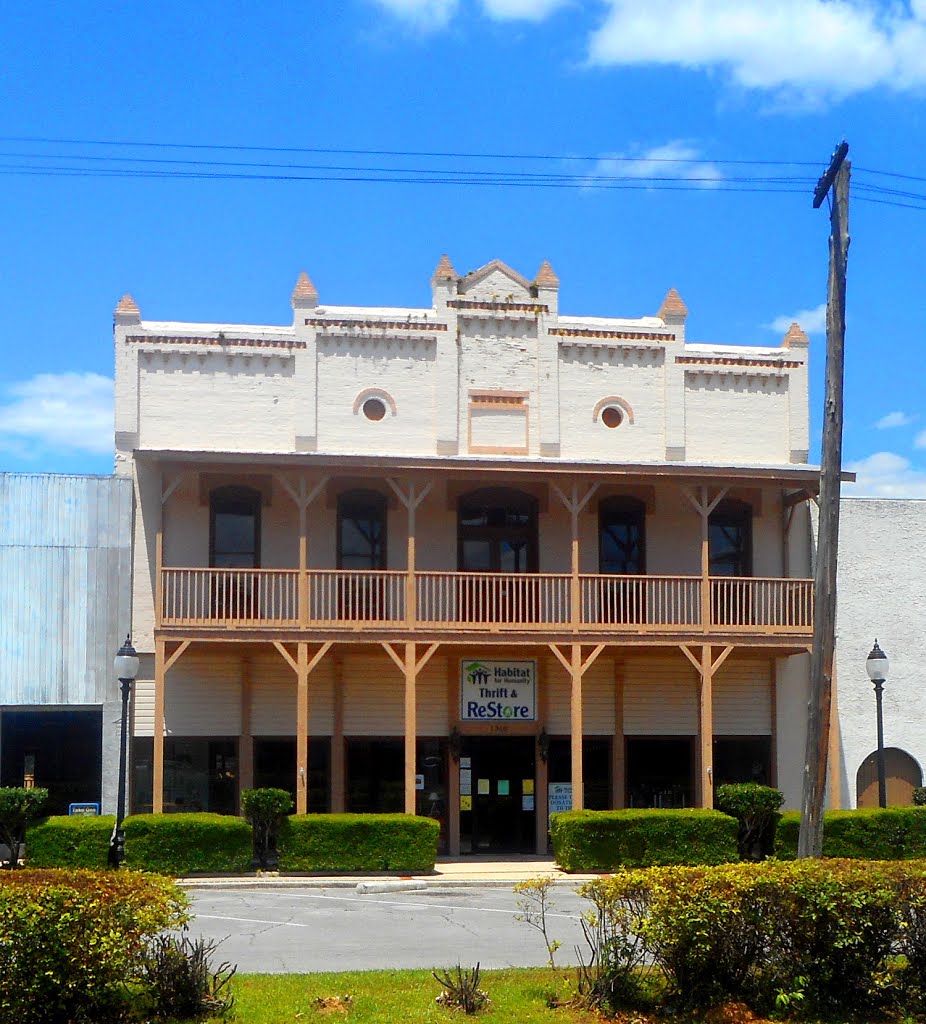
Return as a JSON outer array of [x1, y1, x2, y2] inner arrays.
[[460, 659, 536, 721]]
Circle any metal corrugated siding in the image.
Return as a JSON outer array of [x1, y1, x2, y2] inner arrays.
[[0, 473, 133, 706]]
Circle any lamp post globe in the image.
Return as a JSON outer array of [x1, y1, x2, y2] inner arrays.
[[109, 634, 139, 868], [866, 640, 889, 809]]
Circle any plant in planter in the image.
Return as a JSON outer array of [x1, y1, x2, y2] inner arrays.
[[715, 782, 783, 861]]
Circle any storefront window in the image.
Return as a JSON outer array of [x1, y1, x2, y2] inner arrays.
[[625, 737, 693, 808], [131, 737, 237, 814], [346, 739, 403, 812], [253, 737, 330, 812], [416, 738, 448, 852], [712, 736, 772, 788], [547, 737, 611, 810]]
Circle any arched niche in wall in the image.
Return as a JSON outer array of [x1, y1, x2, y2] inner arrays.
[[856, 747, 923, 807]]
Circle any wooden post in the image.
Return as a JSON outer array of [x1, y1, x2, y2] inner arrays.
[[570, 643, 583, 810], [331, 653, 345, 812], [699, 644, 714, 809], [800, 146, 850, 859], [298, 502, 308, 626], [407, 501, 417, 627], [448, 657, 461, 856], [699, 486, 711, 631], [296, 641, 309, 815], [535, 657, 550, 854], [404, 641, 417, 815], [613, 659, 626, 808], [153, 638, 166, 814], [551, 480, 598, 630]]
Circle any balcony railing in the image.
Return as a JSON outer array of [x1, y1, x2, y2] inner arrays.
[[160, 568, 814, 635]]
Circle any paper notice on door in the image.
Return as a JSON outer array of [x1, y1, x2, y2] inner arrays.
[[460, 757, 471, 769], [522, 794, 535, 811], [498, 780, 510, 796], [523, 779, 534, 795], [460, 795, 472, 811], [460, 769, 472, 795], [477, 778, 490, 795]]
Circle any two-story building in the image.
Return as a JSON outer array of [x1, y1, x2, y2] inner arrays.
[[115, 256, 818, 855]]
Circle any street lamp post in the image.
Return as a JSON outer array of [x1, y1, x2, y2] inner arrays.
[[866, 639, 889, 809], [108, 634, 140, 868]]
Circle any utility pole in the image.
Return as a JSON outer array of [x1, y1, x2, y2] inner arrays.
[[798, 141, 850, 859]]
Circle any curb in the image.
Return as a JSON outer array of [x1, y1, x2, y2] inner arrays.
[[180, 875, 596, 890]]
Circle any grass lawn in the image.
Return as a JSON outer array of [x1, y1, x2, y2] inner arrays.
[[195, 968, 605, 1023]]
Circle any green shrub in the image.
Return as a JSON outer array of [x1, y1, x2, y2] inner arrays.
[[0, 868, 187, 1024], [550, 809, 738, 871], [0, 786, 49, 867], [27, 814, 115, 869], [241, 788, 293, 869], [579, 859, 918, 1017], [124, 814, 253, 875], [278, 814, 439, 872], [715, 783, 783, 861], [914, 786, 926, 806], [775, 807, 926, 860]]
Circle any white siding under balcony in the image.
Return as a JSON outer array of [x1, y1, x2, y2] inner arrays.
[[248, 652, 335, 736], [624, 654, 698, 735], [714, 657, 772, 735], [343, 653, 403, 735], [544, 656, 615, 734]]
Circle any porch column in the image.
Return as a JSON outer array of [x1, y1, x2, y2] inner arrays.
[[152, 639, 190, 814], [273, 640, 332, 814], [681, 643, 733, 809], [448, 657, 461, 856], [550, 643, 605, 811], [383, 641, 441, 814], [551, 480, 600, 629], [682, 485, 729, 631], [153, 640, 165, 814], [387, 479, 433, 628], [273, 475, 328, 625], [535, 657, 551, 854]]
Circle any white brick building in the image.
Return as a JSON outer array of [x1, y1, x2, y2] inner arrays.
[[115, 255, 818, 854]]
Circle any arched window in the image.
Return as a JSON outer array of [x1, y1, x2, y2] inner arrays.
[[458, 488, 538, 573], [599, 497, 646, 574], [709, 499, 753, 577], [337, 490, 387, 570], [209, 486, 261, 568]]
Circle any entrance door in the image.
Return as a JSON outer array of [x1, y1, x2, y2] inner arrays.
[[460, 737, 536, 854]]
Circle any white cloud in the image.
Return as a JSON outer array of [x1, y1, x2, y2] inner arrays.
[[479, 0, 569, 20], [0, 372, 113, 458], [876, 411, 916, 430], [368, 0, 459, 31], [764, 303, 826, 336], [916, 429, 926, 449], [586, 0, 926, 102], [844, 451, 926, 498], [583, 141, 723, 190]]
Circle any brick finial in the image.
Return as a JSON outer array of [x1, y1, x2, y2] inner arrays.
[[533, 260, 559, 289], [114, 293, 141, 324], [782, 322, 810, 349], [291, 271, 319, 308], [431, 254, 459, 283], [658, 288, 688, 321]]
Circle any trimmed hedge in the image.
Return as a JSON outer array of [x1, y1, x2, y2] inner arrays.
[[578, 859, 926, 1018], [123, 813, 253, 874], [551, 808, 739, 871], [0, 869, 187, 1024], [775, 807, 926, 860], [27, 814, 116, 869], [278, 813, 440, 872]]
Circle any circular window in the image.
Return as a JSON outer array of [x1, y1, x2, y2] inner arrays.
[[362, 397, 387, 422], [601, 406, 624, 429]]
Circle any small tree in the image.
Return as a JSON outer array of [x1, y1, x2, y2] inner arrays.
[[0, 787, 49, 868], [240, 788, 293, 870], [715, 782, 784, 861]]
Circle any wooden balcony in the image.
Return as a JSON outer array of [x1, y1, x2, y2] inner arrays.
[[160, 568, 814, 639]]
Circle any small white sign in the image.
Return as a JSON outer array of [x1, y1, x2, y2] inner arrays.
[[415, 774, 425, 791], [460, 659, 537, 722], [460, 769, 472, 796]]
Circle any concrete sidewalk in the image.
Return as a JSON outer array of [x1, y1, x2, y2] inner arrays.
[[179, 855, 604, 889]]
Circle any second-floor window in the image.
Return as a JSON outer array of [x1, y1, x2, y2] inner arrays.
[[709, 500, 753, 577], [338, 490, 387, 570], [210, 486, 261, 568], [599, 497, 646, 574], [458, 488, 538, 573]]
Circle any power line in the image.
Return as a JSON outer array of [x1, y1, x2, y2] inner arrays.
[[0, 134, 823, 167]]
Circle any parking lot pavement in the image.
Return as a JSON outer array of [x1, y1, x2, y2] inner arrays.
[[187, 883, 589, 974]]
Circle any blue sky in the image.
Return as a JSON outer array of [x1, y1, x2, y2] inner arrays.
[[2, 0, 925, 493]]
